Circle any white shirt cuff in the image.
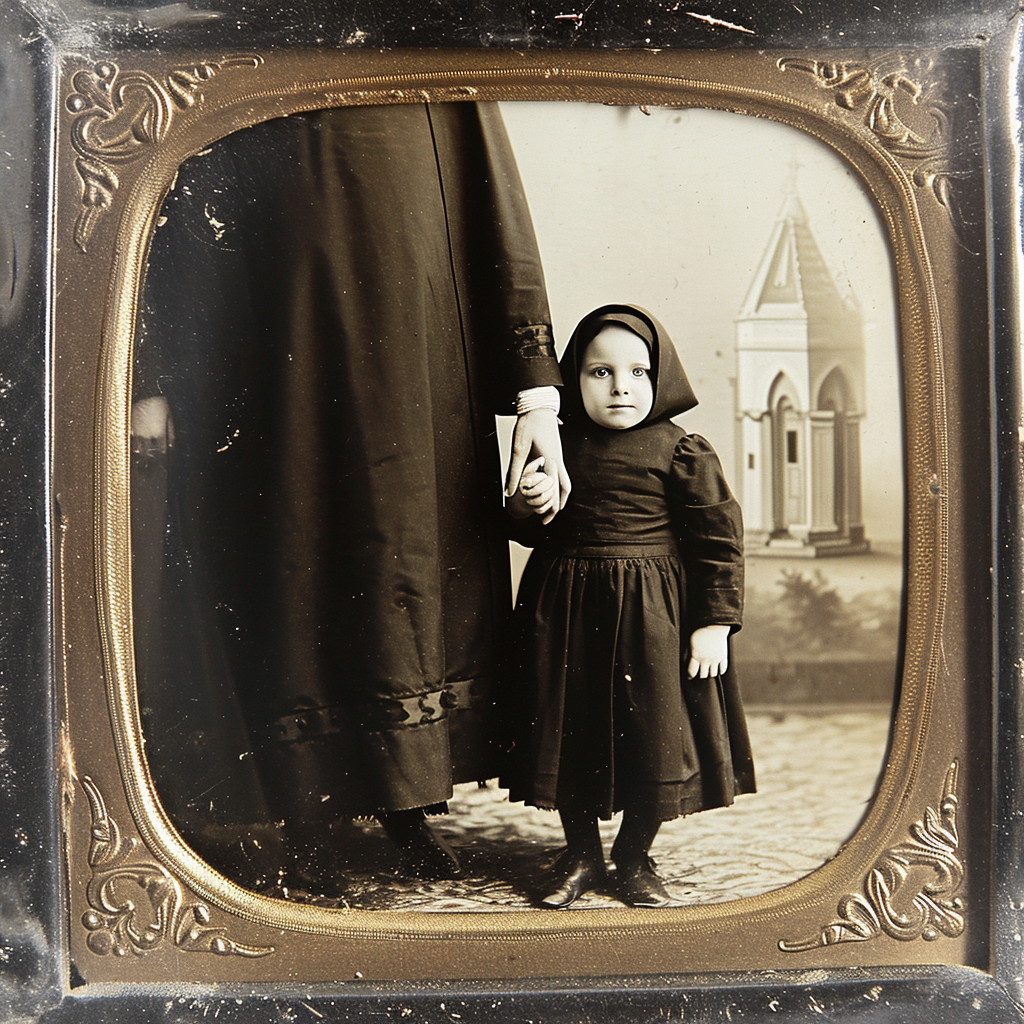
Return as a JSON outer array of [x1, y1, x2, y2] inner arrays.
[[515, 386, 560, 416]]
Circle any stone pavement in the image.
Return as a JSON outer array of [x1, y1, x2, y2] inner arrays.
[[286, 706, 891, 912]]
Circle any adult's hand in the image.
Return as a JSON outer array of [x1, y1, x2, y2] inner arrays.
[[505, 408, 570, 521]]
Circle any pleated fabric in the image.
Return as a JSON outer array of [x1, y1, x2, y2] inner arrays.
[[133, 102, 560, 842], [505, 431, 755, 821]]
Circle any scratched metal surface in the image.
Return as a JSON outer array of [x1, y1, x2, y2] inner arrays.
[[17, 0, 1019, 53], [0, 3, 61, 1022], [4, 0, 1023, 1020]]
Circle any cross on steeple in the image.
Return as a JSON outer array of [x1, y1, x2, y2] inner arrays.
[[783, 154, 804, 196]]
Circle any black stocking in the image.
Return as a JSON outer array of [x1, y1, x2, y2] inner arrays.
[[611, 805, 662, 870], [559, 806, 603, 865]]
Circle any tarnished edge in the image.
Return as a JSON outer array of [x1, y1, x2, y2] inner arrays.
[[62, 48, 957, 946]]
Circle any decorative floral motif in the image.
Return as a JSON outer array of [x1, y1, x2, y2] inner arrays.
[[778, 56, 975, 250], [80, 776, 273, 958], [65, 57, 262, 251], [780, 761, 963, 952]]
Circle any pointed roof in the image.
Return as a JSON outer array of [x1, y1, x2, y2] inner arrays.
[[737, 187, 850, 332]]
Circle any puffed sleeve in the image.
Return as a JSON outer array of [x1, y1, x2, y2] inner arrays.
[[666, 433, 744, 630]]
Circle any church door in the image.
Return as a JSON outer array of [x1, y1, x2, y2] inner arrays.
[[772, 396, 804, 534]]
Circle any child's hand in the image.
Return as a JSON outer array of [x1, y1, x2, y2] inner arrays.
[[507, 456, 557, 521], [505, 407, 571, 516], [519, 456, 559, 523], [687, 624, 730, 679]]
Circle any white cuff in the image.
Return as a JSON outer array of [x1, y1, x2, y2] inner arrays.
[[515, 386, 560, 416]]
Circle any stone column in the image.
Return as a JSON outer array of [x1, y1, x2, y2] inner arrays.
[[809, 409, 836, 532], [846, 413, 865, 540]]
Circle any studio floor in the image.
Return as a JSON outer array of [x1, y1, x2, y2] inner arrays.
[[293, 706, 892, 912]]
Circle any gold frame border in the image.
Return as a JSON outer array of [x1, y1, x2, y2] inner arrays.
[[56, 46, 973, 974]]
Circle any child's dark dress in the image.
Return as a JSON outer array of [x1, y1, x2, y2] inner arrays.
[[504, 306, 755, 822]]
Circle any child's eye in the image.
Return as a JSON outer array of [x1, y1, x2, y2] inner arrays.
[[632, 367, 648, 377], [593, 367, 610, 378]]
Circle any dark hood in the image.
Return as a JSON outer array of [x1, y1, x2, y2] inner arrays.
[[558, 304, 698, 428]]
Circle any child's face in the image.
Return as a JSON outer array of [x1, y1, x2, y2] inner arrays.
[[579, 325, 654, 429]]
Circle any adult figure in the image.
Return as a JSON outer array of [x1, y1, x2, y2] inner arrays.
[[131, 101, 566, 889]]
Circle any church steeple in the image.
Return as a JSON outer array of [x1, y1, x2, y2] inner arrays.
[[734, 165, 869, 558], [737, 172, 848, 331]]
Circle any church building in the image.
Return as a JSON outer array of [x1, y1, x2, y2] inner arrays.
[[735, 174, 870, 557]]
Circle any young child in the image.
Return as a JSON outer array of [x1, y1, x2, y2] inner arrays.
[[504, 304, 755, 908]]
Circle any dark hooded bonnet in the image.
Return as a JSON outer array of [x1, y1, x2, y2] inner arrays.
[[559, 304, 698, 429]]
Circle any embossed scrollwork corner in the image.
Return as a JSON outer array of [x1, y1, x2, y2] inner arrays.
[[65, 56, 262, 252], [780, 761, 964, 952], [79, 776, 274, 959], [778, 55, 979, 253]]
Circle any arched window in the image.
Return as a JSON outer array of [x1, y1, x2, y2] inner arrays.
[[767, 373, 803, 534], [818, 367, 855, 535]]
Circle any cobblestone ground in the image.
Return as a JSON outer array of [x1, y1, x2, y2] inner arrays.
[[288, 706, 890, 912]]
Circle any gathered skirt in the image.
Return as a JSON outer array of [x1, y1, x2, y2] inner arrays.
[[503, 549, 755, 820]]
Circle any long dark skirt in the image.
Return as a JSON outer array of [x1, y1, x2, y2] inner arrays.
[[133, 101, 555, 858], [504, 551, 756, 821]]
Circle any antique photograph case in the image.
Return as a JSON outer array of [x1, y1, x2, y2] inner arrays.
[[57, 44, 987, 977], [5, 0, 1023, 1019]]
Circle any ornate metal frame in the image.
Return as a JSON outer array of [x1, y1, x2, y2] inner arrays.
[[0, 0, 1020, 1018], [50, 44, 991, 986]]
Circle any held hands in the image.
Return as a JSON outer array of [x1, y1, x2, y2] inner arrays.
[[508, 456, 559, 522], [687, 624, 730, 680], [505, 408, 570, 520]]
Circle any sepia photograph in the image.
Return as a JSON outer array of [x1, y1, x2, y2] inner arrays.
[[128, 99, 902, 915], [0, 0, 1014, 1012]]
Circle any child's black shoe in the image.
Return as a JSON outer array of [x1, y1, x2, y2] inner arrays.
[[538, 851, 607, 908], [615, 855, 675, 907]]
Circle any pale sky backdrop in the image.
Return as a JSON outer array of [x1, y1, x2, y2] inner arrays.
[[500, 102, 903, 543]]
